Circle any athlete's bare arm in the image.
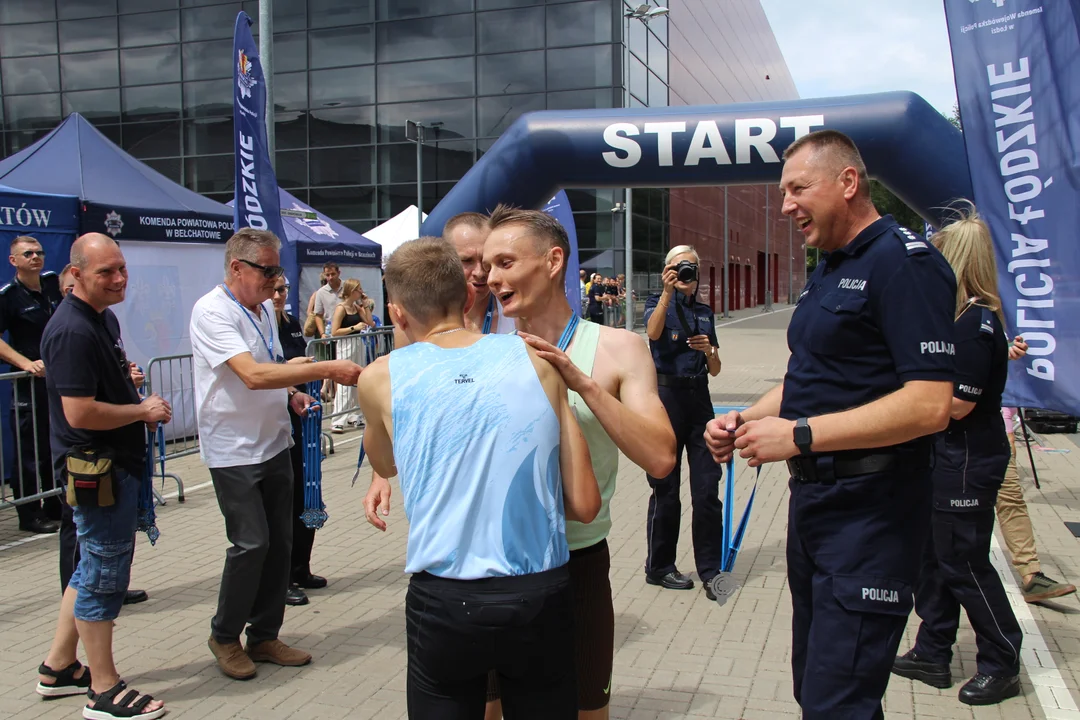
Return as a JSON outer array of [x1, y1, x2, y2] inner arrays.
[[355, 356, 396, 479]]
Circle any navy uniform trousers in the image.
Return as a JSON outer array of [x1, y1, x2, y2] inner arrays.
[[912, 426, 1021, 677], [11, 376, 60, 523], [645, 383, 724, 582], [787, 454, 931, 719]]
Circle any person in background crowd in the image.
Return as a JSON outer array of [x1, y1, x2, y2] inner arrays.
[[303, 272, 326, 337], [59, 264, 75, 297], [0, 235, 63, 534], [36, 233, 170, 718], [329, 278, 371, 433], [579, 269, 588, 318], [272, 279, 327, 608], [892, 205, 1023, 706], [191, 228, 361, 681], [586, 273, 605, 326], [642, 245, 724, 600], [705, 130, 957, 718], [311, 261, 342, 339]]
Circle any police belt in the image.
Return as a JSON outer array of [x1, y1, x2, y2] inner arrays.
[[786, 451, 898, 485], [656, 373, 708, 389]]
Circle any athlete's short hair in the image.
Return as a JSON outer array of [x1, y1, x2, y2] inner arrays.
[[384, 237, 468, 324]]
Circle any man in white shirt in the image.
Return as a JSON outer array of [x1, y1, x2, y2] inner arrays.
[[190, 228, 362, 681], [311, 261, 342, 338]]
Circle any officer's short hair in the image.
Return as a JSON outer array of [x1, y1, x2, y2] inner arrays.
[[444, 212, 489, 236], [9, 235, 39, 251], [665, 245, 700, 265], [783, 130, 870, 198], [384, 237, 467, 325], [224, 228, 280, 272], [488, 204, 570, 284]]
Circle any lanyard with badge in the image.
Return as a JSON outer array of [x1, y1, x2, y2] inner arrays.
[[220, 284, 284, 363], [482, 295, 496, 334]]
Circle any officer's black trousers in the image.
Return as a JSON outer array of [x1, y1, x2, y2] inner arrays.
[[787, 460, 931, 720], [10, 377, 59, 524], [288, 412, 316, 582], [645, 384, 724, 582]]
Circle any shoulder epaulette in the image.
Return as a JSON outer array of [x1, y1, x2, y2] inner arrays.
[[41, 270, 56, 278], [0, 282, 12, 294], [896, 226, 930, 255], [979, 306, 995, 335]]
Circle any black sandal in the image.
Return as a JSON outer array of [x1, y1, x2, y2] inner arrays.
[[35, 660, 91, 698], [83, 680, 166, 720]]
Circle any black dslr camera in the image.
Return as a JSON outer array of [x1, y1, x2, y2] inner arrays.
[[674, 260, 699, 283]]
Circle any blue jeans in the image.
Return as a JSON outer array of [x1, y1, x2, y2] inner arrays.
[[69, 469, 139, 622]]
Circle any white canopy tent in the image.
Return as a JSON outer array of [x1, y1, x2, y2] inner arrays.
[[363, 205, 427, 265]]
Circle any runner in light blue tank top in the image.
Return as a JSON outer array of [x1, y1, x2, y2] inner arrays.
[[390, 333, 568, 579]]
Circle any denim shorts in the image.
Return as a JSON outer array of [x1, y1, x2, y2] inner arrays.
[[69, 468, 139, 622]]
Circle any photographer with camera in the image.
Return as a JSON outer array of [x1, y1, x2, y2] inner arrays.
[[643, 246, 723, 601]]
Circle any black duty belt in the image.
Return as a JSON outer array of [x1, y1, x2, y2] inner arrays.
[[656, 374, 708, 389], [786, 452, 898, 485]]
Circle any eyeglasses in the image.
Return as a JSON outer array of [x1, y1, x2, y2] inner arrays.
[[272, 285, 288, 294], [20, 250, 45, 259], [239, 258, 285, 279]]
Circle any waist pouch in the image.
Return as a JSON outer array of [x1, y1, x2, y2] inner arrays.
[[65, 447, 117, 508]]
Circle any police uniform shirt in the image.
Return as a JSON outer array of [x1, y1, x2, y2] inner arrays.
[[781, 215, 957, 422], [950, 304, 1008, 429], [586, 283, 605, 315], [278, 311, 306, 362], [40, 294, 145, 480], [643, 291, 719, 377], [0, 272, 62, 363]]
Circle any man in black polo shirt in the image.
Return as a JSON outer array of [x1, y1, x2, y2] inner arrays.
[[34, 234, 169, 718], [0, 235, 63, 533]]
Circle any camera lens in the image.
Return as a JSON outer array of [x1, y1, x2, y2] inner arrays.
[[676, 261, 698, 283]]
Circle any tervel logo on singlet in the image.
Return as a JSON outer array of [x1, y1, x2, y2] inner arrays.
[[454, 373, 475, 385]]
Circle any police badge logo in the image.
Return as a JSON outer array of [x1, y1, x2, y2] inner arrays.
[[237, 49, 257, 99], [670, 330, 679, 341], [104, 211, 123, 237]]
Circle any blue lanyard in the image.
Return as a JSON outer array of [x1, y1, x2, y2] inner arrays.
[[557, 313, 579, 351], [482, 295, 495, 335], [220, 284, 278, 361]]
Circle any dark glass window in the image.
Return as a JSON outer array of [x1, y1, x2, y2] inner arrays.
[[61, 51, 119, 91], [310, 146, 373, 186], [275, 149, 308, 188], [477, 7, 543, 54], [378, 57, 474, 104], [478, 93, 544, 137], [3, 94, 61, 130], [376, 14, 474, 63], [184, 116, 232, 155], [119, 11, 180, 47], [62, 89, 121, 123], [547, 44, 611, 91], [181, 5, 239, 42], [378, 183, 448, 219], [275, 111, 307, 150], [3, 56, 60, 94], [119, 0, 176, 12], [5, 128, 52, 154], [309, 106, 375, 146], [378, 0, 472, 20], [308, 26, 374, 68], [377, 98, 473, 143], [184, 154, 233, 194], [547, 0, 610, 47], [273, 71, 308, 112], [273, 32, 307, 73], [478, 0, 539, 8], [628, 11, 646, 57], [309, 0, 373, 28], [648, 70, 666, 107], [648, 28, 666, 82], [59, 0, 118, 20], [123, 120, 181, 158], [308, 186, 375, 220], [378, 144, 416, 184], [341, 218, 376, 233], [183, 78, 232, 117], [122, 45, 181, 86], [123, 83, 181, 121], [629, 53, 646, 101], [0, 2, 56, 24], [477, 50, 544, 96], [310, 66, 374, 108], [94, 124, 123, 147], [546, 88, 614, 110], [426, 139, 474, 181], [0, 23, 58, 57], [182, 39, 232, 81], [274, 0, 307, 32], [565, 188, 616, 212], [59, 18, 118, 53]]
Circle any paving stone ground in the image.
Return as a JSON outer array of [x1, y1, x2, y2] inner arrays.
[[2, 304, 1080, 719]]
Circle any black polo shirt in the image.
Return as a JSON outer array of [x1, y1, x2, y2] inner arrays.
[[40, 294, 145, 479], [643, 291, 719, 377], [0, 272, 62, 363], [780, 215, 957, 424]]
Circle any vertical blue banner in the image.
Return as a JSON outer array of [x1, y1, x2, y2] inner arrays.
[[232, 12, 298, 311], [944, 0, 1080, 415], [542, 190, 582, 316]]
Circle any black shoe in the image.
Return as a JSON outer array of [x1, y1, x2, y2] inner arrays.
[[293, 573, 327, 590], [703, 579, 716, 602], [19, 517, 59, 534], [891, 649, 952, 689], [645, 571, 694, 590], [123, 589, 148, 605], [285, 584, 309, 606], [958, 673, 1020, 705]]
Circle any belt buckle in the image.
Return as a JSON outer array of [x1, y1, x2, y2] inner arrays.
[[787, 457, 817, 483]]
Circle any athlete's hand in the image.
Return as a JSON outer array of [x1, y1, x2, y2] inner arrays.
[[734, 417, 798, 467], [704, 411, 744, 463], [518, 332, 591, 394], [364, 473, 392, 531]]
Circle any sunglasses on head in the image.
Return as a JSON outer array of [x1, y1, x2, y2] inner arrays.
[[239, 258, 285, 279], [20, 250, 45, 259]]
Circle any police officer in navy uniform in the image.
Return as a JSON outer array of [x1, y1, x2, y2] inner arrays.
[[642, 245, 723, 601], [705, 130, 957, 719], [0, 235, 63, 534], [893, 207, 1022, 706]]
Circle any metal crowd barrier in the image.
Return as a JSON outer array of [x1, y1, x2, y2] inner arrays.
[[143, 354, 196, 503], [0, 370, 63, 511]]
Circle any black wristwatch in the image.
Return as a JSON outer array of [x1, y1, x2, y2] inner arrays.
[[794, 417, 813, 455]]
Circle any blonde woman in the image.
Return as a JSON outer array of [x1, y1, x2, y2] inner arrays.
[[893, 205, 1022, 706], [329, 279, 371, 432]]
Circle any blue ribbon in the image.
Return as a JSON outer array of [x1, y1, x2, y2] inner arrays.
[[137, 367, 160, 545], [720, 459, 759, 573], [299, 381, 328, 529]]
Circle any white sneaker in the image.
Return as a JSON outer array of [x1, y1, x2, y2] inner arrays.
[[331, 424, 344, 434]]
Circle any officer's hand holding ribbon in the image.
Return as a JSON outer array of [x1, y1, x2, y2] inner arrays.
[[705, 410, 744, 464], [734, 417, 800, 468]]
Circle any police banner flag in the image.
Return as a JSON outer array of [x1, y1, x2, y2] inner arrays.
[[943, 0, 1080, 414], [542, 190, 582, 316], [232, 12, 297, 310]]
